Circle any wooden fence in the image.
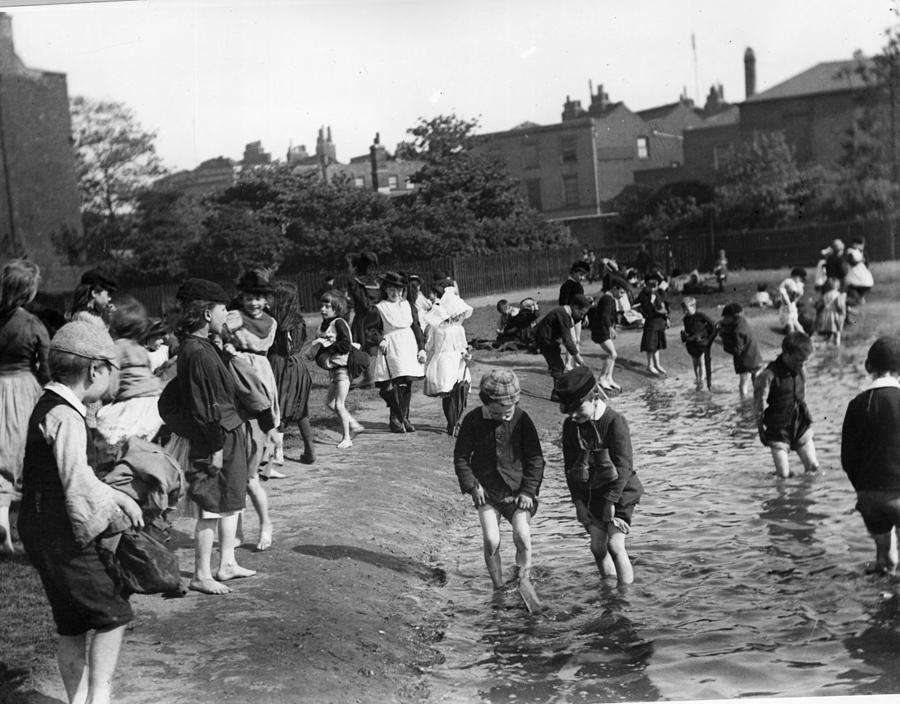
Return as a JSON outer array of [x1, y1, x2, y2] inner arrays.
[[35, 218, 900, 315]]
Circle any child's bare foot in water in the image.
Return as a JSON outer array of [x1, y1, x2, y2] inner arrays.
[[216, 563, 256, 581], [189, 578, 231, 595]]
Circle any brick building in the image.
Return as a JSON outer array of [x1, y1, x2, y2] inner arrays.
[[0, 12, 82, 290], [682, 48, 871, 184]]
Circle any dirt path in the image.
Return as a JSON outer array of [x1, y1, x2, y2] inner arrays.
[[12, 295, 897, 704]]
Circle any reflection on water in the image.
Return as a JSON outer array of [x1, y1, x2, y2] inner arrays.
[[430, 341, 900, 702]]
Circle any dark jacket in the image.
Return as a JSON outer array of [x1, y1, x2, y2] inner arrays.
[[534, 306, 578, 355], [681, 311, 716, 356], [842, 384, 900, 492], [558, 278, 584, 306], [454, 406, 544, 499], [718, 314, 762, 373], [561, 407, 639, 505]]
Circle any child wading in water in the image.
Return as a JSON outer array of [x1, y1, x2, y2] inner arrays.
[[680, 296, 716, 390], [311, 289, 363, 448], [815, 276, 846, 347], [453, 370, 544, 591], [841, 337, 900, 574], [18, 321, 143, 704], [754, 331, 820, 478], [718, 303, 763, 397], [555, 366, 643, 584]]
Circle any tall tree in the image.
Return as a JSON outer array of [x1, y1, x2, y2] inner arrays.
[[69, 96, 167, 240], [396, 114, 569, 255]]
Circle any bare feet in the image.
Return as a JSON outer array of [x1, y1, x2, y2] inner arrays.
[[189, 577, 231, 595], [349, 421, 364, 439], [216, 563, 257, 581], [256, 524, 272, 552], [337, 438, 353, 449], [646, 366, 660, 376], [261, 466, 286, 479]]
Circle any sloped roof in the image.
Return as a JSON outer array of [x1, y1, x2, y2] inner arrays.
[[511, 121, 541, 130], [745, 58, 873, 103], [700, 105, 739, 127], [637, 101, 687, 122]]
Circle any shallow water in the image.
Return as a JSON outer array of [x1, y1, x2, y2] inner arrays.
[[430, 342, 900, 702]]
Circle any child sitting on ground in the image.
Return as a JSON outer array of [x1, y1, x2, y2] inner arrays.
[[453, 369, 544, 591], [680, 296, 716, 390], [18, 321, 144, 704], [754, 331, 820, 478], [749, 283, 773, 308], [718, 303, 763, 397], [554, 366, 643, 584], [495, 299, 520, 336], [841, 337, 900, 574]]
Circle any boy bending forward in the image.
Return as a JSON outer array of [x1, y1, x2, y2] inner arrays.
[[454, 369, 544, 589]]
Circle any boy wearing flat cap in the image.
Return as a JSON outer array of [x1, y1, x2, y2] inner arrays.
[[453, 369, 544, 590], [555, 365, 643, 584], [841, 336, 900, 574], [18, 321, 144, 704], [167, 278, 256, 595]]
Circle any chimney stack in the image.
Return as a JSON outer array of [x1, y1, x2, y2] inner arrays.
[[0, 13, 19, 72], [744, 47, 756, 99]]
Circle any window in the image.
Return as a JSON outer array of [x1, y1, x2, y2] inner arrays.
[[561, 137, 577, 163], [562, 175, 579, 206], [354, 176, 365, 188], [388, 175, 398, 189], [525, 179, 542, 210], [636, 137, 649, 159], [405, 178, 416, 190], [522, 143, 539, 169]]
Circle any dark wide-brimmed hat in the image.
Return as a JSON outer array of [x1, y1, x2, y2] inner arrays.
[[142, 317, 168, 342], [79, 268, 118, 293], [555, 365, 598, 414], [236, 269, 275, 295], [176, 278, 230, 304], [378, 271, 407, 289]]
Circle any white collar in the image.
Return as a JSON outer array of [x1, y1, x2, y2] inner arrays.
[[868, 376, 900, 390], [44, 382, 87, 417]]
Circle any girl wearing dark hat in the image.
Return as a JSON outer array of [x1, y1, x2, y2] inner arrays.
[[368, 271, 426, 432], [555, 366, 643, 584], [70, 268, 118, 328], [224, 269, 279, 551], [636, 274, 669, 375]]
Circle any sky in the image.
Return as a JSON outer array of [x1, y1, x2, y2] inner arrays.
[[2, 0, 898, 173]]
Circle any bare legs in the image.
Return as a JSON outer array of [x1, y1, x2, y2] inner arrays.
[[872, 529, 899, 574], [587, 522, 634, 585], [0, 504, 13, 554], [646, 350, 666, 376], [246, 474, 272, 551], [598, 340, 619, 389], [327, 373, 359, 448], [477, 505, 532, 589], [190, 513, 255, 595], [770, 435, 819, 478], [58, 624, 126, 704]]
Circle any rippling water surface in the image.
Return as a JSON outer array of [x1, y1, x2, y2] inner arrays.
[[430, 342, 900, 702]]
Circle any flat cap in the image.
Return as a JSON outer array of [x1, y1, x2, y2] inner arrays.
[[479, 369, 520, 406], [79, 268, 118, 292], [554, 365, 597, 414], [50, 321, 118, 368]]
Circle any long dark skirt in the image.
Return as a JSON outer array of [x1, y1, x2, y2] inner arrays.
[[270, 352, 312, 424]]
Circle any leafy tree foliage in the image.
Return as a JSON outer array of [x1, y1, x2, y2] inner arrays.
[[70, 96, 167, 221]]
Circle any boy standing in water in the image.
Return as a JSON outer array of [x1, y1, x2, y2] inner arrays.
[[680, 297, 716, 390], [555, 366, 643, 584], [754, 331, 820, 478], [718, 303, 763, 397], [453, 370, 544, 591], [841, 337, 900, 574]]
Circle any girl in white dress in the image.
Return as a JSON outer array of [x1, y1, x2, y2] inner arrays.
[[423, 283, 473, 435], [369, 272, 426, 433]]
